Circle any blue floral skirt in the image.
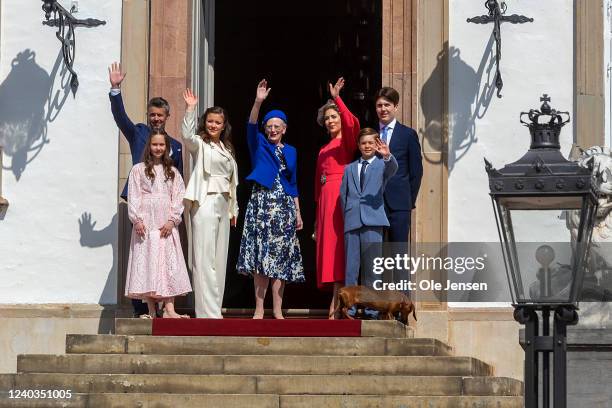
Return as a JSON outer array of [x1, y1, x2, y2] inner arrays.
[[237, 176, 304, 282]]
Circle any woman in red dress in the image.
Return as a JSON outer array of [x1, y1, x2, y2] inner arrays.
[[314, 77, 360, 318]]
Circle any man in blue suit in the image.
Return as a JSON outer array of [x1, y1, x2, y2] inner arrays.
[[108, 62, 183, 316], [340, 128, 398, 293], [108, 62, 183, 200], [375, 87, 423, 244]]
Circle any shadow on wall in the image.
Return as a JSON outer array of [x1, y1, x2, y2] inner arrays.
[[419, 36, 497, 173], [79, 212, 117, 306], [0, 48, 71, 180]]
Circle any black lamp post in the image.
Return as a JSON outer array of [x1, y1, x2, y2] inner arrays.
[[485, 95, 598, 408]]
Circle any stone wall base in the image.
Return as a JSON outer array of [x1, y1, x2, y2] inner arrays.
[[0, 305, 121, 373]]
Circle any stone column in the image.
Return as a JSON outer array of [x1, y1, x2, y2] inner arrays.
[[149, 0, 193, 310], [575, 0, 604, 148], [149, 0, 192, 140], [382, 0, 449, 342], [117, 0, 151, 308]]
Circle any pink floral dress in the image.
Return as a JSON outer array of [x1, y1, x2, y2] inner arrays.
[[125, 163, 192, 299]]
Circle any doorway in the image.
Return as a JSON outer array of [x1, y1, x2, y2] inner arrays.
[[213, 0, 382, 309]]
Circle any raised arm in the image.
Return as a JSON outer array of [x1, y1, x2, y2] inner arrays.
[[246, 80, 271, 162], [330, 77, 359, 154], [249, 79, 270, 124], [108, 62, 137, 143], [376, 139, 398, 182], [181, 89, 200, 154]]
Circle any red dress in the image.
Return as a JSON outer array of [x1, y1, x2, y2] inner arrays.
[[315, 96, 359, 288]]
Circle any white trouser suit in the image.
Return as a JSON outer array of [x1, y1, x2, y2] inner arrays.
[[182, 111, 239, 318]]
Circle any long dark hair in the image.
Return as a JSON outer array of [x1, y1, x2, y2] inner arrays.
[[142, 129, 176, 182], [196, 106, 236, 159]]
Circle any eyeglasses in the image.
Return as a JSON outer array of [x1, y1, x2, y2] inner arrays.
[[265, 124, 284, 131]]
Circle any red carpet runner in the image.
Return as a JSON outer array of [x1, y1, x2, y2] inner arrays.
[[152, 318, 362, 337]]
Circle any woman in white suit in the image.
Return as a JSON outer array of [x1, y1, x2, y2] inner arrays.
[[182, 89, 239, 318]]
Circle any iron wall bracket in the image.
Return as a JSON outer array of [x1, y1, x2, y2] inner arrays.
[[467, 0, 533, 98], [41, 0, 107, 95]]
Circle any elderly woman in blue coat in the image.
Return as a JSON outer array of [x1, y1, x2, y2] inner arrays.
[[237, 79, 304, 319]]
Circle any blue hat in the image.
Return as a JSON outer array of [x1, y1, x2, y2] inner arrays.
[[262, 109, 288, 127]]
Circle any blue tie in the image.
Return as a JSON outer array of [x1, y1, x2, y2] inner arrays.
[[360, 160, 368, 190], [381, 126, 389, 143]]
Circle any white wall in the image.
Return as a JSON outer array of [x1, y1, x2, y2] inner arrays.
[[0, 1, 122, 303], [448, 1, 574, 308], [448, 0, 575, 243], [605, 0, 612, 148]]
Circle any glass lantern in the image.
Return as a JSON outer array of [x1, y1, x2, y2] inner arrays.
[[486, 95, 598, 305]]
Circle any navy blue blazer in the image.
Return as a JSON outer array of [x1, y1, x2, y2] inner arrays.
[[384, 122, 423, 211], [340, 155, 398, 232], [109, 92, 183, 199], [245, 123, 299, 197]]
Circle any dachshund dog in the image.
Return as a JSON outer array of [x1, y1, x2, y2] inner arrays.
[[331, 285, 417, 325]]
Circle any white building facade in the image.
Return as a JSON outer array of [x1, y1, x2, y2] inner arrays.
[[0, 0, 607, 380]]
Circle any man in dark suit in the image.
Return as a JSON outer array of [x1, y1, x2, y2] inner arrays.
[[108, 62, 183, 316], [108, 62, 183, 199], [375, 87, 423, 244]]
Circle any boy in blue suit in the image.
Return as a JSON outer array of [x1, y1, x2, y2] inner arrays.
[[340, 128, 398, 294]]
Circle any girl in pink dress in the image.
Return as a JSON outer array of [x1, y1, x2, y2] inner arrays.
[[125, 130, 192, 318]]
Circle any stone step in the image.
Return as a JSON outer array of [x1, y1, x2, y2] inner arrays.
[[114, 318, 414, 338], [0, 393, 278, 408], [115, 318, 151, 335], [66, 335, 451, 356], [0, 393, 524, 408], [1, 373, 523, 396], [280, 395, 524, 408], [18, 354, 492, 376]]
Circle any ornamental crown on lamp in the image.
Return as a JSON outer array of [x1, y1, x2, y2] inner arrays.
[[485, 95, 593, 197]]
